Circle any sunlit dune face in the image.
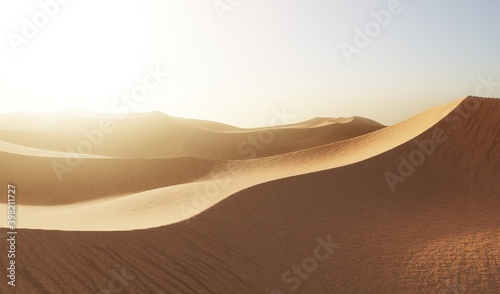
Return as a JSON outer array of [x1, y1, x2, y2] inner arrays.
[[0, 0, 498, 292]]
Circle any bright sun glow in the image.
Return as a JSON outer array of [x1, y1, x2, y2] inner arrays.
[[1, 1, 164, 113], [1, 0, 500, 127]]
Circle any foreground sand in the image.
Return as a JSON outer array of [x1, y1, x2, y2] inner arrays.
[[0, 96, 498, 293]]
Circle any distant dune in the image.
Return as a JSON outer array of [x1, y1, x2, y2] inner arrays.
[[0, 112, 385, 160], [0, 96, 498, 293]]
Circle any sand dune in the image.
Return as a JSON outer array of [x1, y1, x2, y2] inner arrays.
[[1, 97, 463, 230], [0, 112, 383, 207], [0, 111, 385, 160], [0, 140, 109, 158], [0, 96, 498, 293], [0, 153, 225, 205]]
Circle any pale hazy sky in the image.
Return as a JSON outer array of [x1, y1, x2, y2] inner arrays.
[[1, 0, 499, 127]]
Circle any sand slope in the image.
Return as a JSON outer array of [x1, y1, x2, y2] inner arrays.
[[1, 97, 461, 230], [0, 113, 382, 207], [0, 112, 385, 160], [0, 97, 498, 293]]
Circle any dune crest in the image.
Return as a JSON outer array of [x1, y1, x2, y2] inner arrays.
[[0, 96, 498, 293], [2, 97, 494, 231]]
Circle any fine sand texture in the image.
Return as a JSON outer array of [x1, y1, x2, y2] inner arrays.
[[0, 96, 498, 293]]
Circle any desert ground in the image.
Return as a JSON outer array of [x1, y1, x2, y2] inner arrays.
[[0, 96, 499, 293]]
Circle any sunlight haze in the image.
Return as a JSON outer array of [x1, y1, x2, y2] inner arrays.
[[1, 0, 499, 127]]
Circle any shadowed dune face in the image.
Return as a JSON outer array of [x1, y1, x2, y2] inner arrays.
[[0, 97, 461, 230], [0, 154, 226, 205], [0, 112, 385, 160], [0, 97, 469, 229], [0, 97, 498, 293], [180, 116, 385, 160], [0, 112, 385, 207]]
